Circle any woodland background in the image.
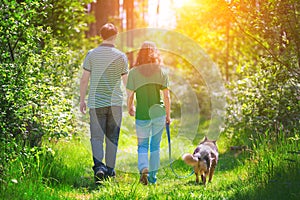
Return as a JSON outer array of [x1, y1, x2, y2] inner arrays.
[[0, 0, 299, 199]]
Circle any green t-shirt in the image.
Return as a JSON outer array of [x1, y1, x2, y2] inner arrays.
[[126, 65, 169, 120]]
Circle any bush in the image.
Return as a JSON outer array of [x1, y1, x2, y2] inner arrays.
[[0, 0, 90, 185], [225, 59, 299, 145]]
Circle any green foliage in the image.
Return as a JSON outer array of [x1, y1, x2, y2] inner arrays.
[[162, 54, 211, 120], [0, 0, 89, 143], [174, 0, 299, 144], [0, 0, 92, 188], [226, 0, 299, 144], [1, 0, 299, 199], [175, 0, 238, 78], [47, 138, 92, 187], [225, 59, 299, 144], [234, 131, 300, 199], [0, 133, 92, 199], [0, 144, 59, 200], [1, 128, 299, 200], [229, 0, 300, 66]]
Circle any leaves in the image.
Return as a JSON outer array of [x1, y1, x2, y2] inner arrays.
[[0, 0, 90, 148], [174, 0, 300, 145]]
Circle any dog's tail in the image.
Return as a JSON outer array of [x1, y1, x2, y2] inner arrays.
[[182, 153, 198, 167]]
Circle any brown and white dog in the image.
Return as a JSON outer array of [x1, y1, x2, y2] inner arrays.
[[182, 136, 218, 185]]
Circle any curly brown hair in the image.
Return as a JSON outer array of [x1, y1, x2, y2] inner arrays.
[[134, 41, 162, 76]]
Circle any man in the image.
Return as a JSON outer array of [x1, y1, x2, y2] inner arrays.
[[80, 23, 128, 182]]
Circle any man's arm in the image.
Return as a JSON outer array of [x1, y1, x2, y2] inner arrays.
[[80, 70, 90, 114], [163, 88, 171, 124]]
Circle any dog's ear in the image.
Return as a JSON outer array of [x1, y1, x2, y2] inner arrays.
[[193, 146, 200, 155], [203, 136, 217, 144]]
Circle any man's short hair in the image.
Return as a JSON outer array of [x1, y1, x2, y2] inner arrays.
[[100, 23, 118, 40]]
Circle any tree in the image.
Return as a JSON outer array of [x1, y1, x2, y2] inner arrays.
[[174, 0, 300, 142], [87, 0, 120, 37], [225, 0, 300, 138]]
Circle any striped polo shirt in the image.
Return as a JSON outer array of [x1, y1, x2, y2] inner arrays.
[[82, 43, 128, 108]]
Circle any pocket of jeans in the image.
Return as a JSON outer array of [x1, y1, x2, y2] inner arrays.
[[136, 120, 151, 138], [152, 115, 166, 126]]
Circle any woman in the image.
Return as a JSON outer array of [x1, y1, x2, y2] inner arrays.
[[126, 41, 171, 185]]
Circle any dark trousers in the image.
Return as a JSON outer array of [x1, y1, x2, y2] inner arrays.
[[89, 106, 122, 173]]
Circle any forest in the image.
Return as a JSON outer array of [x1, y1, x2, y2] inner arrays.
[[0, 0, 299, 199]]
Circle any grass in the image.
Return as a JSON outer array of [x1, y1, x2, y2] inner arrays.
[[1, 118, 299, 200]]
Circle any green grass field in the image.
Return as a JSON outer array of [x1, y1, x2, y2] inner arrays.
[[1, 117, 299, 200]]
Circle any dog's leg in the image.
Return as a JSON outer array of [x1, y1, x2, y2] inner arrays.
[[194, 166, 200, 183], [208, 164, 216, 183], [195, 171, 199, 183], [201, 174, 206, 185]]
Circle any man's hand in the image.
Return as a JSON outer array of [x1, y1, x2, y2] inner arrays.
[[80, 101, 87, 114], [79, 70, 90, 115]]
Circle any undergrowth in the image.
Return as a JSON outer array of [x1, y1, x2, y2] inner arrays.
[[1, 126, 299, 200]]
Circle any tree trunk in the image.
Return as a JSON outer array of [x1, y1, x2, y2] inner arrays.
[[88, 0, 119, 37]]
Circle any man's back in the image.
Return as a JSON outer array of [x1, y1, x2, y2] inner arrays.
[[83, 44, 128, 108]]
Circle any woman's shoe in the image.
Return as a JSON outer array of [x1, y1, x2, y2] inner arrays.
[[140, 168, 149, 185]]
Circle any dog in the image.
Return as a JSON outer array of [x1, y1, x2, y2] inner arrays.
[[182, 136, 218, 185]]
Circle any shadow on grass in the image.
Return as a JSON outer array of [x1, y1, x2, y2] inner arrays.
[[69, 171, 142, 192], [232, 159, 300, 200], [217, 149, 251, 172], [217, 145, 300, 200]]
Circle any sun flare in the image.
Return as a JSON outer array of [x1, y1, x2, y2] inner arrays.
[[148, 0, 193, 28], [172, 0, 192, 8]]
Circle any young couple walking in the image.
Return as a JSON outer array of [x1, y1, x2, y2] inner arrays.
[[79, 23, 171, 185]]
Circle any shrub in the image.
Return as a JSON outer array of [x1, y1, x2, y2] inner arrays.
[[225, 59, 299, 145], [0, 0, 90, 183]]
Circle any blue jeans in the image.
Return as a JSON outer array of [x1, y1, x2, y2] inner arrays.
[[136, 115, 166, 184], [89, 106, 122, 174]]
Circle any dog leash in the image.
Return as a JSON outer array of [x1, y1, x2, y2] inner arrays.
[[166, 123, 194, 179]]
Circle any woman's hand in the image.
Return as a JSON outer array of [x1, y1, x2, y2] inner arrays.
[[166, 115, 171, 124], [163, 88, 171, 125], [129, 106, 136, 116], [127, 90, 135, 116]]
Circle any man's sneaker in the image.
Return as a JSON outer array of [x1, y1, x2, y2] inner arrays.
[[140, 168, 148, 185], [105, 167, 116, 179], [94, 166, 107, 183], [95, 169, 105, 182]]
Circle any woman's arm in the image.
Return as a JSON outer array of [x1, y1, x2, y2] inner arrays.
[[163, 88, 171, 124]]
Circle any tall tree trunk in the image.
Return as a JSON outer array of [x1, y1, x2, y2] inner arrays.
[[88, 0, 119, 37], [124, 0, 134, 67]]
